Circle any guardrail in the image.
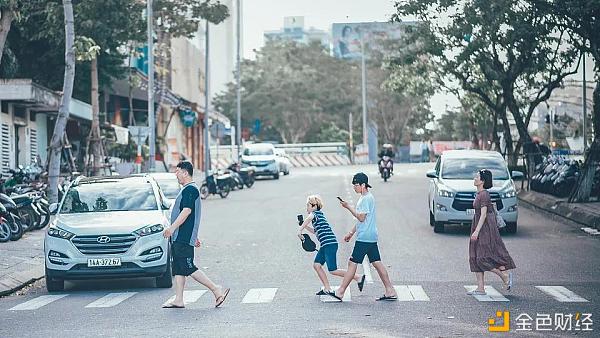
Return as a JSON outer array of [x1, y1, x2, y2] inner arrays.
[[273, 142, 348, 155]]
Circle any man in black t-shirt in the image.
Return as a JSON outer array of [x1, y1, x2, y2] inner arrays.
[[162, 161, 230, 308]]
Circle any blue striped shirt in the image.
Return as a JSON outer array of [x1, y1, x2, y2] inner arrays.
[[311, 210, 338, 247]]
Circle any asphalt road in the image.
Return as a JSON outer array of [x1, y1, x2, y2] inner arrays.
[[1, 163, 598, 337]]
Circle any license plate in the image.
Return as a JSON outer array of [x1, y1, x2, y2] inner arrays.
[[466, 209, 475, 215], [87, 258, 121, 267]]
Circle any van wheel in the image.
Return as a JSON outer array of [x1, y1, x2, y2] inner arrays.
[[505, 222, 517, 234], [45, 267, 65, 292], [273, 173, 280, 180], [433, 222, 445, 233], [156, 255, 173, 288], [429, 211, 435, 226]]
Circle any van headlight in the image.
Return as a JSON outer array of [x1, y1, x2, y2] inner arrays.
[[47, 227, 75, 240], [501, 189, 516, 198], [134, 224, 164, 237], [438, 189, 454, 198]]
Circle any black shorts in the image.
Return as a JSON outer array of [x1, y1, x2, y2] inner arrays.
[[350, 241, 381, 264], [171, 242, 198, 276]]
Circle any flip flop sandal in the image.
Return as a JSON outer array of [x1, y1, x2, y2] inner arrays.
[[215, 288, 230, 308], [162, 303, 185, 309], [376, 295, 398, 301], [316, 289, 327, 296], [325, 291, 343, 301], [357, 275, 366, 292]]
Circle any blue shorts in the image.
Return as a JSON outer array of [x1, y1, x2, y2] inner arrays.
[[314, 244, 338, 271], [350, 241, 381, 264]]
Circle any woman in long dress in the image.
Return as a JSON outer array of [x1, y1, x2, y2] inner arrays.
[[467, 169, 516, 295]]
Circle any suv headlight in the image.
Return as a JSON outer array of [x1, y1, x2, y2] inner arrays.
[[134, 224, 164, 237], [438, 189, 454, 198], [47, 227, 75, 240], [501, 189, 516, 199]]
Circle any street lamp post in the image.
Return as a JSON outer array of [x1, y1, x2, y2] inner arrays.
[[147, 0, 155, 171], [236, 0, 242, 159], [204, 21, 211, 179]]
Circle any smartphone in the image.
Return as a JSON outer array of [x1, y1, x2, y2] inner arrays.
[[297, 214, 304, 226], [337, 196, 344, 203]]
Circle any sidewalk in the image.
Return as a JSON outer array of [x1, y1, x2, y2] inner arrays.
[[518, 190, 600, 230], [0, 230, 46, 297]]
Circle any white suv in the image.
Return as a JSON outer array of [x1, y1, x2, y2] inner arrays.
[[45, 175, 172, 292], [241, 143, 280, 179], [427, 150, 523, 234]]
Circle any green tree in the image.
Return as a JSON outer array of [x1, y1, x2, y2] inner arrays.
[[393, 0, 580, 165], [213, 40, 361, 143], [532, 0, 600, 202]]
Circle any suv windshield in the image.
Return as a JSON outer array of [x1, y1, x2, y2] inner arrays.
[[442, 158, 509, 180], [60, 180, 158, 213], [154, 178, 181, 199], [244, 146, 274, 156]]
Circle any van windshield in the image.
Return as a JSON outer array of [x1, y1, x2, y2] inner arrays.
[[442, 158, 509, 180], [244, 146, 274, 156]]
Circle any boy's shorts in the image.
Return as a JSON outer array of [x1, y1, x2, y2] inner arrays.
[[172, 241, 199, 276], [350, 241, 381, 264], [314, 244, 338, 271]]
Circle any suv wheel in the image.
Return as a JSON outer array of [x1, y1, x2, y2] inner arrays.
[[273, 173, 280, 180], [429, 211, 435, 227], [505, 222, 517, 234], [156, 255, 173, 288], [433, 221, 445, 233], [45, 267, 65, 292]]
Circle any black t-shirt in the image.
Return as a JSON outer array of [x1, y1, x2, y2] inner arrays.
[[173, 184, 200, 246]]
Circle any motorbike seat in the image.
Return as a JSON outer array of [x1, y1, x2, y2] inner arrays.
[[10, 194, 32, 203]]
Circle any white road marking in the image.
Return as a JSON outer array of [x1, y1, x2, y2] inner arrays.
[[320, 286, 351, 302], [166, 290, 208, 305], [394, 285, 430, 301], [464, 286, 509, 302], [85, 292, 137, 308], [9, 294, 69, 311], [242, 288, 278, 303], [535, 286, 589, 302], [362, 257, 374, 284]]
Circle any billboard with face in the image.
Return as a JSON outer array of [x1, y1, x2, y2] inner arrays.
[[331, 22, 411, 59]]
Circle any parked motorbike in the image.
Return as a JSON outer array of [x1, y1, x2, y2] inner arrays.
[[0, 193, 25, 239], [228, 163, 256, 189], [0, 201, 23, 242], [530, 156, 582, 197], [200, 172, 231, 199], [379, 156, 393, 182], [0, 204, 11, 243]]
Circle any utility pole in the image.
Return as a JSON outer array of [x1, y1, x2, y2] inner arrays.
[[582, 52, 588, 152], [349, 113, 354, 164], [147, 0, 155, 171], [360, 29, 368, 162], [236, 0, 242, 159], [204, 21, 211, 179]]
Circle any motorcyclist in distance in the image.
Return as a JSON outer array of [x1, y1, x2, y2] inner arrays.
[[378, 144, 395, 175]]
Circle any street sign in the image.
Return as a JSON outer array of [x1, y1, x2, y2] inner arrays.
[[253, 119, 261, 134], [128, 126, 150, 146]]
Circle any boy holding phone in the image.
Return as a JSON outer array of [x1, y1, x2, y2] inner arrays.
[[298, 195, 366, 296]]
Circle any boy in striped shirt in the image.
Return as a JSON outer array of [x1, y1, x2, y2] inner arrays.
[[298, 195, 366, 297]]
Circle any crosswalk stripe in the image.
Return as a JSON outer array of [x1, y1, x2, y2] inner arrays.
[[464, 286, 509, 302], [535, 286, 589, 302], [85, 292, 137, 308], [166, 290, 208, 305], [242, 288, 278, 304], [9, 294, 69, 311], [394, 285, 430, 301], [320, 286, 351, 302]]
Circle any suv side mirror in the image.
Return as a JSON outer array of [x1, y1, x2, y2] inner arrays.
[[49, 203, 59, 215], [426, 170, 438, 179], [511, 171, 524, 180]]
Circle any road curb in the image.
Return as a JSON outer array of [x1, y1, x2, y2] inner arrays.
[[518, 190, 600, 230], [0, 261, 44, 297]]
